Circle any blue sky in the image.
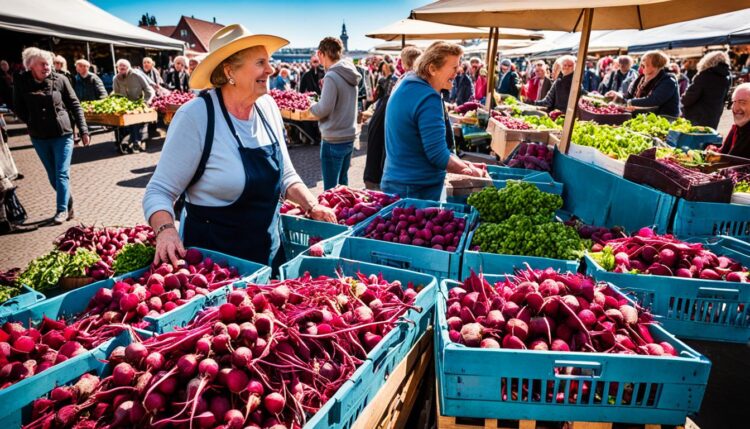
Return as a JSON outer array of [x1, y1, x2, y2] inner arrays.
[[91, 0, 427, 50]]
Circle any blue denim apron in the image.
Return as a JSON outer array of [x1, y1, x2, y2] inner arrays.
[[183, 89, 283, 266]]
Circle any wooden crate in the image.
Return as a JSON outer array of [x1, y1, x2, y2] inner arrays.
[[351, 329, 433, 429], [436, 398, 698, 429], [487, 117, 560, 159], [85, 110, 157, 127], [280, 108, 316, 122]]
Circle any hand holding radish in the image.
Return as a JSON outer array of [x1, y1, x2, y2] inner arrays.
[[309, 204, 337, 223], [154, 227, 185, 267]]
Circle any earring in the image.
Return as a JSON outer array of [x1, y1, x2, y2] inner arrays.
[[229, 78, 235, 85]]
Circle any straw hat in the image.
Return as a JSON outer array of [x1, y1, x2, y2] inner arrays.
[[189, 24, 289, 90]]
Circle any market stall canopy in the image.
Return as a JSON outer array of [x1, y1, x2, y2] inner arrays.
[[628, 8, 750, 52], [366, 18, 542, 41], [463, 39, 537, 55], [411, 0, 750, 32], [537, 29, 640, 57], [370, 39, 445, 52], [0, 0, 186, 50]]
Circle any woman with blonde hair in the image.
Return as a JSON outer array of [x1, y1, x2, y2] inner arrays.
[[682, 51, 732, 128], [607, 50, 680, 117], [143, 24, 335, 266], [380, 41, 485, 201]]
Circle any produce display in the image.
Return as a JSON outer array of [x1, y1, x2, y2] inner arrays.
[[55, 224, 155, 280], [589, 227, 749, 281], [0, 318, 118, 389], [26, 272, 421, 428], [467, 183, 587, 260], [112, 244, 157, 275], [506, 142, 553, 171], [17, 249, 101, 292], [571, 121, 653, 160], [721, 167, 750, 194], [623, 114, 714, 140], [0, 269, 22, 303], [446, 270, 671, 355], [454, 101, 481, 115], [81, 97, 152, 115], [563, 217, 627, 245], [516, 114, 561, 130], [491, 113, 532, 130], [280, 186, 399, 226], [578, 96, 627, 115], [269, 89, 314, 111], [149, 91, 195, 113], [362, 205, 467, 251]]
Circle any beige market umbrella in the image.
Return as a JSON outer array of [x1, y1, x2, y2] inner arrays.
[[412, 0, 750, 152], [366, 18, 542, 45]]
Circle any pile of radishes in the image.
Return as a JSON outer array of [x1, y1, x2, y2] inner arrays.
[[594, 227, 749, 281], [579, 98, 627, 115], [506, 142, 553, 171], [0, 318, 110, 389], [363, 206, 467, 251], [563, 217, 627, 245], [492, 114, 532, 130], [55, 225, 155, 280], [280, 186, 399, 226], [269, 89, 313, 111], [27, 272, 421, 428], [78, 249, 241, 330], [150, 91, 195, 113], [447, 269, 675, 356]]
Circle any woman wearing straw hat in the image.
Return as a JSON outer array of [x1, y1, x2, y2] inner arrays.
[[143, 24, 335, 267]]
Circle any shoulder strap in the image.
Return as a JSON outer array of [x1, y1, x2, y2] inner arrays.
[[187, 91, 215, 188]]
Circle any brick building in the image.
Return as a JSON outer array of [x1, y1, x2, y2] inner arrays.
[[141, 16, 224, 57]]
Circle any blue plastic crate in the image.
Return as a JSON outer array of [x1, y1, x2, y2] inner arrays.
[[666, 129, 722, 151], [318, 199, 478, 280], [1, 248, 269, 334], [279, 256, 437, 429], [281, 214, 350, 261], [584, 236, 750, 343], [435, 279, 711, 425], [461, 228, 580, 279], [447, 166, 564, 204], [0, 285, 45, 317], [553, 150, 676, 233], [0, 331, 133, 426], [671, 199, 750, 240]]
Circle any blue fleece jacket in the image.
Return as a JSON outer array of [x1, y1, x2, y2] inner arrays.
[[382, 74, 451, 186]]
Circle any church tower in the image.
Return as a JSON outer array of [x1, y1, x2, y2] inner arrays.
[[340, 21, 349, 52]]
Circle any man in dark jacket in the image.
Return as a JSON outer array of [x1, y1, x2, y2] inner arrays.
[[535, 55, 582, 112], [299, 55, 325, 95], [164, 56, 189, 92], [495, 59, 519, 97], [73, 59, 107, 102], [718, 83, 750, 159], [450, 62, 474, 106], [682, 52, 732, 129]]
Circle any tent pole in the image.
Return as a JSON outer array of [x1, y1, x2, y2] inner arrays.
[[110, 44, 116, 73], [86, 42, 91, 63], [485, 27, 499, 112], [484, 28, 494, 63], [560, 8, 593, 154], [401, 35, 406, 49]]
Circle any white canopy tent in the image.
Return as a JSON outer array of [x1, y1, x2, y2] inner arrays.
[[0, 0, 185, 51]]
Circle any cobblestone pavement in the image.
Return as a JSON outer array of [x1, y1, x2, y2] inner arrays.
[[0, 121, 367, 269], [0, 108, 736, 270]]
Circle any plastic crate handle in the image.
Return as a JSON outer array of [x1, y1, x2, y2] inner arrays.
[[696, 286, 741, 300], [552, 360, 603, 379], [369, 251, 412, 270]]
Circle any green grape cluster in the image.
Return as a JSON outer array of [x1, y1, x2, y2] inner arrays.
[[471, 214, 588, 260], [467, 182, 562, 223]]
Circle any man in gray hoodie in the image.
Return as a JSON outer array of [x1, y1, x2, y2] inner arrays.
[[307, 37, 361, 190]]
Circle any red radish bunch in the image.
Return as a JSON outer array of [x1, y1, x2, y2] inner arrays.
[[281, 186, 399, 226], [563, 216, 627, 245], [447, 270, 673, 357], [269, 89, 314, 111], [150, 91, 196, 113], [506, 142, 553, 171], [579, 98, 627, 115], [28, 273, 421, 428], [77, 249, 241, 331], [55, 225, 155, 280], [492, 114, 532, 130], [594, 227, 749, 281], [363, 206, 467, 251], [0, 318, 113, 389]]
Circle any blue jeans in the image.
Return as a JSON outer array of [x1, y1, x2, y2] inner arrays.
[[380, 180, 444, 202], [320, 141, 353, 190], [128, 124, 144, 144], [31, 134, 73, 213]]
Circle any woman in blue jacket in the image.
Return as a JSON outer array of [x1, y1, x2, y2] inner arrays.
[[381, 42, 485, 201], [607, 50, 680, 118]]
